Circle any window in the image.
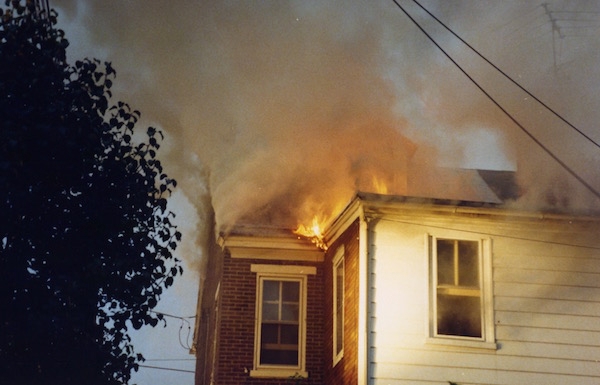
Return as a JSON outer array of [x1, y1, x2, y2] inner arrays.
[[428, 235, 495, 349], [250, 264, 315, 378], [260, 280, 300, 366], [332, 246, 344, 364]]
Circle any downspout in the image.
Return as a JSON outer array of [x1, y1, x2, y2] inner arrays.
[[358, 209, 369, 385]]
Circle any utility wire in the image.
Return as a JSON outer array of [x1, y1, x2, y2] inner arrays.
[[410, 0, 600, 151], [149, 310, 194, 350], [391, 0, 600, 200], [150, 310, 196, 320], [144, 357, 196, 361], [178, 317, 192, 350], [138, 364, 195, 374]]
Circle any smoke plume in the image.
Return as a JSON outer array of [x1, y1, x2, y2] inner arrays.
[[53, 0, 600, 252]]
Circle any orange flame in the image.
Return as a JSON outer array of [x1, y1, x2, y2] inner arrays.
[[294, 216, 328, 250], [372, 175, 389, 194]]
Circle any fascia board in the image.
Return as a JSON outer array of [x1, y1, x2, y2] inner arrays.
[[324, 196, 364, 246], [219, 235, 324, 262], [361, 199, 600, 225]]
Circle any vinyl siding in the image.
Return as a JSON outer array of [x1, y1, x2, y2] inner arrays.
[[368, 213, 600, 385]]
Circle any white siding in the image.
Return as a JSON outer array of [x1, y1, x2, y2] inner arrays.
[[369, 214, 600, 385]]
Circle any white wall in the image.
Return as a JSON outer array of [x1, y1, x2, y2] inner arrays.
[[368, 212, 600, 385]]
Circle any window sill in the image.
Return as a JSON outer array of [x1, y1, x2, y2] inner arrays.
[[426, 337, 497, 350], [333, 350, 344, 367], [250, 368, 308, 379]]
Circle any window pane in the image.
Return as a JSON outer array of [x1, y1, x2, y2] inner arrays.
[[437, 239, 454, 285], [336, 261, 344, 304], [263, 280, 279, 301], [458, 241, 479, 287], [281, 303, 299, 321], [335, 258, 344, 355], [437, 294, 482, 338], [261, 324, 278, 344], [282, 281, 299, 302], [260, 323, 299, 365], [335, 321, 343, 353], [262, 303, 279, 321], [260, 348, 298, 366], [280, 324, 299, 344]]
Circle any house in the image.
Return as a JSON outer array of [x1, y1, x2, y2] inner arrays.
[[192, 190, 600, 385]]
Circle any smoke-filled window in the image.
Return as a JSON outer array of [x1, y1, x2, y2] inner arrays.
[[435, 239, 482, 338], [428, 235, 496, 349]]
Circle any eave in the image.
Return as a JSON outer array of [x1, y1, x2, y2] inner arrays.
[[218, 233, 324, 262], [356, 192, 600, 224]]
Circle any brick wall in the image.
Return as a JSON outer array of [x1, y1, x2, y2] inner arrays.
[[324, 220, 359, 385], [215, 254, 324, 385]]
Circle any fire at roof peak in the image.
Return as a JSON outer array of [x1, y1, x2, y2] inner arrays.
[[294, 216, 328, 251]]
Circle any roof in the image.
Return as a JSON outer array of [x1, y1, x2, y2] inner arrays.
[[407, 167, 505, 204], [357, 191, 600, 221]]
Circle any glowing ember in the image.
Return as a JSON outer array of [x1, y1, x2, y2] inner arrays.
[[294, 216, 328, 250]]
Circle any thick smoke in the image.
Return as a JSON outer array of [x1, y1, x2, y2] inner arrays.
[[54, 0, 600, 244]]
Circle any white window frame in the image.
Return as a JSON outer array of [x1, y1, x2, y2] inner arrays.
[[426, 234, 496, 350], [332, 246, 345, 365], [250, 264, 316, 378]]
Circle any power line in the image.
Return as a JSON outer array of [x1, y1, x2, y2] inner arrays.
[[138, 364, 195, 374], [390, 0, 600, 201], [178, 318, 192, 350], [149, 310, 196, 320], [144, 358, 196, 362], [149, 310, 194, 350], [410, 0, 600, 151]]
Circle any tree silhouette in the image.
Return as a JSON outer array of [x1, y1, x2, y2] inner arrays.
[[0, 1, 181, 384]]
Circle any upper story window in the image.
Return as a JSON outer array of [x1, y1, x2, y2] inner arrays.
[[332, 246, 345, 365], [250, 264, 316, 378], [260, 279, 300, 366], [428, 235, 496, 349]]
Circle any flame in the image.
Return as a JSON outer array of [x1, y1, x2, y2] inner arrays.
[[372, 175, 389, 194], [294, 216, 328, 250]]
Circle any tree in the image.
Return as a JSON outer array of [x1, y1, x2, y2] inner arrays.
[[0, 1, 182, 384]]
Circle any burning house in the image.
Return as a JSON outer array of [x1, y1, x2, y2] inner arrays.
[[192, 177, 600, 385]]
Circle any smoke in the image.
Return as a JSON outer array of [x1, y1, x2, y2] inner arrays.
[[387, 0, 600, 212], [53, 0, 600, 246]]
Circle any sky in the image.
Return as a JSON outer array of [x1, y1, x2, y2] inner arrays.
[[50, 1, 600, 384]]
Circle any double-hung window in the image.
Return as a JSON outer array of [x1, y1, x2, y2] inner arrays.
[[260, 279, 300, 366], [250, 264, 315, 378], [332, 246, 345, 364], [428, 235, 495, 349]]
